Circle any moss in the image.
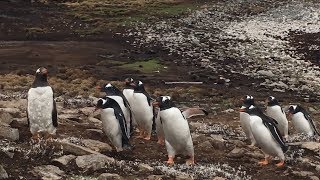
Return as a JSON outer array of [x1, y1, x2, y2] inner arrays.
[[119, 59, 166, 73]]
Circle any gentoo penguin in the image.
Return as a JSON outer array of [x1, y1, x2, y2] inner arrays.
[[239, 95, 256, 146], [130, 81, 154, 140], [99, 83, 133, 138], [266, 96, 289, 140], [96, 97, 131, 152], [153, 96, 207, 165], [122, 77, 137, 127], [241, 105, 288, 167], [288, 105, 320, 136], [27, 67, 57, 140]]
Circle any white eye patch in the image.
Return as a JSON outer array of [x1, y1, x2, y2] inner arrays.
[[105, 83, 112, 88], [161, 96, 171, 102], [36, 68, 41, 73]]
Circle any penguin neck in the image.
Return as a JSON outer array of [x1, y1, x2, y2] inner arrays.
[[32, 75, 49, 88], [134, 86, 145, 93], [267, 100, 279, 107], [160, 102, 175, 111], [124, 84, 134, 89], [104, 88, 118, 96]]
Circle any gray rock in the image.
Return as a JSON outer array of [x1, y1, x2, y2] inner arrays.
[[86, 129, 103, 136], [58, 114, 82, 123], [316, 165, 320, 172], [310, 176, 320, 180], [257, 70, 274, 77], [12, 117, 28, 126], [197, 140, 213, 150], [292, 170, 314, 177], [212, 177, 226, 180], [227, 148, 246, 158], [0, 108, 21, 117], [0, 165, 8, 179], [300, 142, 320, 153], [75, 154, 115, 171], [209, 135, 225, 150], [175, 174, 194, 180], [0, 112, 13, 125], [31, 165, 65, 180], [52, 155, 76, 166], [55, 139, 102, 156], [308, 107, 317, 113], [147, 175, 164, 180], [0, 126, 19, 141], [98, 173, 122, 180], [138, 163, 154, 172], [81, 139, 112, 152], [88, 117, 102, 125]]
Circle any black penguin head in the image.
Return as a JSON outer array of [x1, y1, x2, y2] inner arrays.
[[96, 97, 111, 109], [99, 83, 120, 95], [240, 105, 263, 116], [241, 95, 254, 107], [266, 96, 279, 106], [288, 105, 301, 114], [154, 96, 175, 110], [124, 77, 135, 88], [32, 67, 49, 87], [134, 81, 145, 92]]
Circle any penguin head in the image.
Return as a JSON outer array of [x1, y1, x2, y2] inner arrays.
[[241, 95, 254, 107], [266, 96, 279, 106], [98, 83, 120, 95], [124, 77, 135, 88], [96, 97, 111, 109], [154, 96, 175, 110], [35, 67, 48, 81], [288, 105, 300, 114], [134, 81, 145, 91], [240, 105, 263, 116]]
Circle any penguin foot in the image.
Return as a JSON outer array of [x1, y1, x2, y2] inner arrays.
[[144, 135, 151, 140], [276, 160, 285, 167], [31, 133, 41, 142], [186, 157, 195, 165], [157, 139, 164, 145], [166, 156, 174, 165], [258, 159, 269, 165], [115, 147, 123, 152]]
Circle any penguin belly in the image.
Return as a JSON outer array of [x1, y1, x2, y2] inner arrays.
[[160, 108, 194, 156], [240, 112, 256, 145], [131, 93, 153, 135], [108, 95, 131, 137], [292, 112, 314, 136], [250, 116, 284, 160], [27, 87, 56, 135], [100, 108, 122, 150], [266, 106, 289, 138]]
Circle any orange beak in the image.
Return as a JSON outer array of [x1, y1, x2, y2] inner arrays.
[[239, 108, 246, 112], [152, 102, 160, 106]]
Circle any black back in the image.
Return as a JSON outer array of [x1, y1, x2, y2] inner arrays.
[[246, 106, 288, 152], [96, 97, 130, 146], [288, 105, 320, 136]]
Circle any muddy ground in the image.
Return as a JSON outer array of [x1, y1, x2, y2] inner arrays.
[[0, 0, 320, 179]]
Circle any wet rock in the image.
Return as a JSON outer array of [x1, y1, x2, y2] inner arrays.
[[0, 112, 13, 125], [55, 140, 102, 156], [300, 142, 320, 153], [0, 126, 19, 141], [147, 175, 164, 180], [81, 139, 112, 152], [138, 163, 154, 172], [98, 173, 122, 180], [0, 165, 8, 179], [52, 155, 76, 166], [31, 165, 65, 180], [227, 147, 246, 158], [75, 154, 115, 171]]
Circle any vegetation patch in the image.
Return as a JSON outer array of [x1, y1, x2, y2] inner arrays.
[[119, 59, 166, 73]]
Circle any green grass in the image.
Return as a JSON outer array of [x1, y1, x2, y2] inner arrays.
[[119, 59, 166, 73]]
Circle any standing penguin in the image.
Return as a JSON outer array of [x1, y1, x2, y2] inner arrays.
[[99, 83, 133, 138], [266, 96, 289, 140], [153, 96, 207, 165], [239, 95, 256, 146], [96, 97, 131, 152], [288, 105, 320, 136], [122, 77, 135, 106], [131, 81, 154, 140], [27, 67, 57, 140], [241, 105, 288, 167]]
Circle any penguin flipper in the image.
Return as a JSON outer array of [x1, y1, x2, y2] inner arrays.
[[302, 110, 320, 136], [182, 108, 208, 119], [263, 121, 288, 152], [52, 100, 58, 127], [114, 108, 130, 146]]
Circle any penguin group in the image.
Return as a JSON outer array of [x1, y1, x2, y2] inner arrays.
[[26, 67, 319, 167], [239, 95, 319, 167]]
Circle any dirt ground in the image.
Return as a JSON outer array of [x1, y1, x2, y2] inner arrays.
[[0, 0, 320, 179]]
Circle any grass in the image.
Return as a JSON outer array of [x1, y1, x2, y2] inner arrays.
[[119, 59, 166, 73]]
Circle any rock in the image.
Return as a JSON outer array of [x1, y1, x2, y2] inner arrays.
[[98, 173, 122, 180], [310, 176, 320, 180], [189, 122, 204, 131], [31, 165, 65, 180], [0, 165, 8, 179], [197, 140, 213, 150], [316, 165, 320, 172], [0, 112, 13, 125], [292, 170, 314, 177], [86, 129, 103, 136], [0, 108, 21, 117], [88, 117, 102, 125], [246, 150, 264, 159], [11, 117, 28, 126], [4, 151, 14, 158], [147, 175, 164, 180], [300, 142, 320, 153], [209, 135, 225, 150], [0, 126, 19, 141], [80, 107, 95, 116], [58, 114, 82, 123], [81, 139, 112, 152], [228, 140, 246, 147], [52, 155, 76, 166], [223, 109, 234, 113], [76, 154, 115, 171], [55, 139, 102, 156], [227, 148, 246, 158], [212, 177, 226, 180], [257, 70, 274, 77], [175, 174, 194, 180], [138, 163, 154, 172], [308, 107, 317, 113]]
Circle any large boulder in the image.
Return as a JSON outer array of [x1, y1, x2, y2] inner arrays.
[[0, 112, 13, 125], [81, 139, 112, 152], [52, 155, 76, 167], [0, 165, 8, 179], [98, 173, 123, 180], [31, 165, 65, 180], [0, 126, 19, 141]]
